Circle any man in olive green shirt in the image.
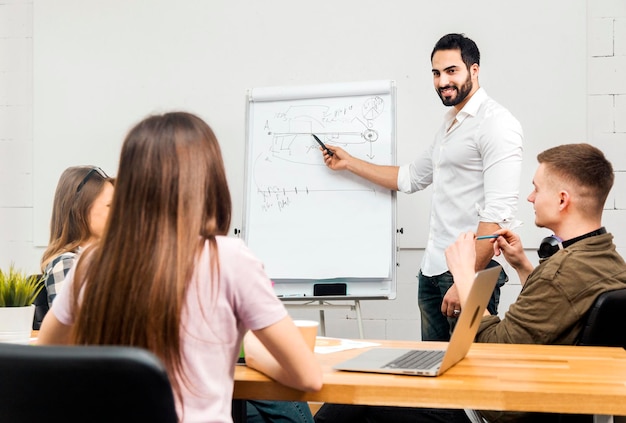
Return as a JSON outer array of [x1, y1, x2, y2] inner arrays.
[[446, 143, 626, 422]]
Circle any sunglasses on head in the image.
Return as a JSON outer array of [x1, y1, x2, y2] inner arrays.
[[76, 167, 109, 193]]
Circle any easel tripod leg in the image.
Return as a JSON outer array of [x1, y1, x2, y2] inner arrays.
[[318, 301, 326, 336], [355, 300, 364, 339]]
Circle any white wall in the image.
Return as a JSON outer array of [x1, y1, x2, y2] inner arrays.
[[1, 0, 625, 340], [0, 0, 38, 270], [29, 0, 587, 250]]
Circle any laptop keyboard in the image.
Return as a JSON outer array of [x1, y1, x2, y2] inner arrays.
[[382, 349, 445, 370]]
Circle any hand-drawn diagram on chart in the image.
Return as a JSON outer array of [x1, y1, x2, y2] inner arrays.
[[249, 94, 392, 213], [244, 81, 396, 281]]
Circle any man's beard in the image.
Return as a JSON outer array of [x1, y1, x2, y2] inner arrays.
[[438, 75, 472, 107]]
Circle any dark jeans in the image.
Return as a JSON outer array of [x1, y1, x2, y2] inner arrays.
[[247, 400, 314, 423], [418, 260, 508, 341], [314, 403, 471, 423]]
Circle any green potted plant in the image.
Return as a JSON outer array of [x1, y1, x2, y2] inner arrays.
[[0, 264, 44, 343]]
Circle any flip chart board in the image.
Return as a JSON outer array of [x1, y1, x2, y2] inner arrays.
[[243, 80, 397, 299]]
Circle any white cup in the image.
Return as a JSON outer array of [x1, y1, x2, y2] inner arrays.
[[293, 320, 319, 351]]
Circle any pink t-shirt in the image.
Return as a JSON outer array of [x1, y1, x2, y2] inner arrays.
[[51, 236, 287, 422]]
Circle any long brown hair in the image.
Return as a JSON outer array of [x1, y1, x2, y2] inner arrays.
[[41, 166, 114, 271], [71, 112, 232, 409]]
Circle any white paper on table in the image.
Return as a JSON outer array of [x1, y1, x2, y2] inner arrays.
[[314, 336, 380, 354]]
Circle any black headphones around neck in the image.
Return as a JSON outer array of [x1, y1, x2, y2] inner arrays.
[[537, 227, 607, 259]]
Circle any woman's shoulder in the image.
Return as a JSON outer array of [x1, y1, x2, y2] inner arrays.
[[204, 236, 263, 268], [210, 235, 249, 252], [45, 251, 78, 273]]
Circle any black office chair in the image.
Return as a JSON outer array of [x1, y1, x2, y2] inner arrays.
[[577, 288, 626, 349], [0, 343, 178, 422]]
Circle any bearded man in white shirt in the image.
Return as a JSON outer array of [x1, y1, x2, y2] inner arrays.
[[321, 33, 524, 341]]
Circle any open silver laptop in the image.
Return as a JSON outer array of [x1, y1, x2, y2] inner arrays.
[[333, 265, 501, 376]]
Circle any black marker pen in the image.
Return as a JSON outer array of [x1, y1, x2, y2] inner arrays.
[[312, 134, 334, 157]]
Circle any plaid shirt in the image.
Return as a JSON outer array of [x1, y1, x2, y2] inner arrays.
[[43, 250, 79, 307]]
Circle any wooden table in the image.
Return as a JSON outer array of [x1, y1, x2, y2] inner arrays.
[[234, 339, 626, 420], [32, 332, 626, 420]]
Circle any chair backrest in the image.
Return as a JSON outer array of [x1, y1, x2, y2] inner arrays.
[[0, 343, 178, 423], [577, 288, 626, 348], [29, 274, 48, 330]]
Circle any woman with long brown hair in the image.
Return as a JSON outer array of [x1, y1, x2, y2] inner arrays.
[[37, 112, 322, 422], [40, 166, 114, 307]]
